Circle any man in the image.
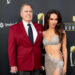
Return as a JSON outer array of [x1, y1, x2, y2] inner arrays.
[[8, 3, 43, 75]]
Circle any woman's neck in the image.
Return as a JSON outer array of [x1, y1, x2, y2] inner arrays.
[[48, 27, 55, 32]]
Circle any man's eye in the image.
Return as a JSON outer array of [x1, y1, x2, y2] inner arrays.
[[29, 11, 32, 13], [24, 11, 28, 12]]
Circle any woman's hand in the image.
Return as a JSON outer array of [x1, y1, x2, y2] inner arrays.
[[41, 66, 45, 71], [62, 65, 67, 75]]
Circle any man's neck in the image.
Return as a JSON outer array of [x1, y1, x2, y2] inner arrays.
[[23, 19, 32, 24]]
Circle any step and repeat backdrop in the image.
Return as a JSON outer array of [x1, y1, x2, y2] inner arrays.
[[0, 0, 75, 75]]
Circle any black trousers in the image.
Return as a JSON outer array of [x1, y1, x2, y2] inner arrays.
[[18, 70, 40, 75]]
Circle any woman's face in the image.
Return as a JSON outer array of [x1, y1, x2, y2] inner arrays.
[[48, 13, 58, 29]]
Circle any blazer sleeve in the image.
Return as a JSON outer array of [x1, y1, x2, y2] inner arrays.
[[8, 27, 17, 66], [39, 24, 43, 31]]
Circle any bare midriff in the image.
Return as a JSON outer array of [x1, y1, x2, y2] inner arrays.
[[45, 43, 63, 60]]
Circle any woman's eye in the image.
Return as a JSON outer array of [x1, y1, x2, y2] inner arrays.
[[50, 18, 53, 20]]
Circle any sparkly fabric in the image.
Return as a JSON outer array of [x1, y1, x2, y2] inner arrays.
[[43, 36, 60, 46], [45, 53, 63, 75]]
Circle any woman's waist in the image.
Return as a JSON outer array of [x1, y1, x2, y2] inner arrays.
[[45, 48, 62, 54], [45, 51, 63, 61], [45, 53, 63, 65], [45, 45, 61, 51]]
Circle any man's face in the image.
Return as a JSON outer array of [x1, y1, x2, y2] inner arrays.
[[20, 5, 33, 23]]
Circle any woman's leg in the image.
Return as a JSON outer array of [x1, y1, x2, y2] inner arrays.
[[53, 63, 63, 75], [53, 68, 60, 75]]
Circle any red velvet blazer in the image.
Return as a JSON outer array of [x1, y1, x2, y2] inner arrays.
[[8, 21, 43, 71]]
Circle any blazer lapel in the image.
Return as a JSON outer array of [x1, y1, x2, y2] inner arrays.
[[33, 23, 42, 44], [19, 21, 32, 44]]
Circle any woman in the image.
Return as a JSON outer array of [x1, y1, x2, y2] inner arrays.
[[43, 9, 67, 75]]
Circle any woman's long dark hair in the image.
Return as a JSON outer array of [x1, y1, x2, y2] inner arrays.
[[44, 9, 64, 42]]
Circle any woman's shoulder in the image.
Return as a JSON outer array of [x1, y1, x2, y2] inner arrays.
[[61, 30, 66, 38], [42, 30, 47, 36], [62, 29, 66, 34]]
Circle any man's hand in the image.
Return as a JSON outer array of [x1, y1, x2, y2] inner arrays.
[[10, 66, 18, 74]]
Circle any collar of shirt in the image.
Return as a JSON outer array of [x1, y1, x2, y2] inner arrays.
[[22, 20, 34, 34], [22, 20, 33, 27], [22, 20, 37, 42]]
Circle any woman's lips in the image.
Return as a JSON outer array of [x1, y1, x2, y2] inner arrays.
[[52, 24, 55, 26]]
